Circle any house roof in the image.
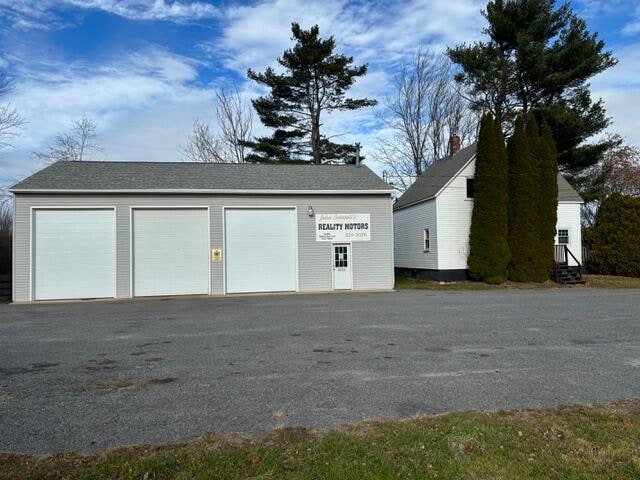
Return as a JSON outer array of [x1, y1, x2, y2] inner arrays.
[[393, 143, 477, 209], [10, 161, 392, 194], [393, 143, 583, 210], [556, 172, 583, 202]]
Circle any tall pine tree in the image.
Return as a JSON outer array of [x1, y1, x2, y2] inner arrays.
[[508, 115, 539, 281], [468, 114, 510, 283], [447, 0, 617, 197], [245, 23, 377, 164]]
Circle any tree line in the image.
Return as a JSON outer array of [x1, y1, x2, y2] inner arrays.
[[468, 112, 558, 284]]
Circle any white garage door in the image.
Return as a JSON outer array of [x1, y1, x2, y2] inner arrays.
[[133, 208, 209, 297], [225, 208, 297, 293], [33, 209, 116, 300]]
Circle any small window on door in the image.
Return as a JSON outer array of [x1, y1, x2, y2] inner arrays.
[[557, 229, 569, 245], [334, 246, 348, 268], [466, 178, 474, 198], [423, 228, 430, 252]]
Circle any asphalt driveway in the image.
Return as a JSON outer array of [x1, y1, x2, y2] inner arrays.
[[1, 288, 640, 454]]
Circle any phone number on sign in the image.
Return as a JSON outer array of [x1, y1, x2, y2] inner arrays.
[[345, 231, 369, 238]]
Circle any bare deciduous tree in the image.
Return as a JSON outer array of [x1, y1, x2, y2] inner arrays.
[[373, 49, 478, 193], [0, 72, 23, 274], [600, 141, 640, 197], [181, 121, 222, 163], [182, 87, 253, 163], [0, 72, 25, 150], [0, 188, 12, 274], [34, 116, 100, 163], [582, 134, 640, 226]]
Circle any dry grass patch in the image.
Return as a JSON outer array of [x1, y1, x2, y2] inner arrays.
[[2, 401, 640, 479], [397, 274, 640, 290], [395, 276, 557, 291], [585, 275, 640, 288]]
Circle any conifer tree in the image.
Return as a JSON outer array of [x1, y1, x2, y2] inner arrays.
[[447, 0, 617, 197], [468, 114, 510, 283], [494, 115, 510, 266], [525, 115, 549, 281], [590, 194, 640, 277], [245, 23, 376, 164], [508, 115, 538, 281]]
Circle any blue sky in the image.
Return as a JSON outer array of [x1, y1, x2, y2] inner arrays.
[[1, 0, 639, 188]]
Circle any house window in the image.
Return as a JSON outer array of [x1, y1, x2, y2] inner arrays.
[[557, 229, 569, 245], [423, 228, 430, 252], [466, 178, 474, 198]]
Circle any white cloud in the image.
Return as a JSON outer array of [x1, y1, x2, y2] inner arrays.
[[207, 0, 484, 174], [0, 1, 73, 30], [575, 1, 640, 38], [623, 19, 640, 36], [624, 22, 640, 35], [8, 47, 201, 148], [592, 43, 640, 90], [0, 46, 218, 185], [575, 0, 626, 18], [1, 0, 486, 183], [0, 0, 218, 30], [65, 0, 218, 21], [592, 42, 640, 146], [9, 0, 637, 187], [214, 0, 484, 73]]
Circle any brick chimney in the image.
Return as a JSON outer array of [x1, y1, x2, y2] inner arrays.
[[448, 134, 461, 155]]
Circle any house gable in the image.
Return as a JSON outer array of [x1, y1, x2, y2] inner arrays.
[[435, 158, 476, 270], [393, 144, 477, 210], [393, 143, 583, 211]]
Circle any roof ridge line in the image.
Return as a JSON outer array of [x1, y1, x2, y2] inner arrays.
[[59, 160, 365, 166]]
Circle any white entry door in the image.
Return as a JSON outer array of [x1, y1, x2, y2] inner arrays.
[[225, 208, 297, 293], [332, 244, 352, 290], [132, 208, 209, 297], [33, 208, 116, 300]]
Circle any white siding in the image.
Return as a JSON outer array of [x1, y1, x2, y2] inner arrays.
[[435, 160, 475, 270], [555, 202, 583, 266], [394, 155, 584, 273], [393, 200, 438, 269], [13, 193, 394, 301]]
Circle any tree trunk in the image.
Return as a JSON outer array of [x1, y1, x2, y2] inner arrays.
[[311, 110, 321, 164]]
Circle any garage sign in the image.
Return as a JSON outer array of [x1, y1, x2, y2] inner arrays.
[[316, 213, 370, 242]]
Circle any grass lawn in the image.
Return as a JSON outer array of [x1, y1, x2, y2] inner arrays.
[[584, 275, 640, 289], [395, 276, 557, 291], [396, 274, 640, 290], [2, 402, 640, 479]]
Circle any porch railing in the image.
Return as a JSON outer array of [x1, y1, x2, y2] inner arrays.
[[554, 244, 567, 264], [553, 244, 583, 283]]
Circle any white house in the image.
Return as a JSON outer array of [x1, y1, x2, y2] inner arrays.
[[393, 141, 584, 282]]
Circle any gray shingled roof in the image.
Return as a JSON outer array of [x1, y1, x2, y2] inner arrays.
[[556, 172, 583, 202], [394, 143, 582, 210], [11, 161, 391, 193], [394, 143, 477, 209]]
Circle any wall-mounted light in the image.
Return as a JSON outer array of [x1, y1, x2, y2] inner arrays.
[[307, 205, 315, 217]]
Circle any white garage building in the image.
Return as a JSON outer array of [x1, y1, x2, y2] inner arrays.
[[10, 161, 394, 302]]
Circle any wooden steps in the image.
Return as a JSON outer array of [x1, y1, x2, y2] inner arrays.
[[0, 274, 11, 301], [552, 264, 585, 285]]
